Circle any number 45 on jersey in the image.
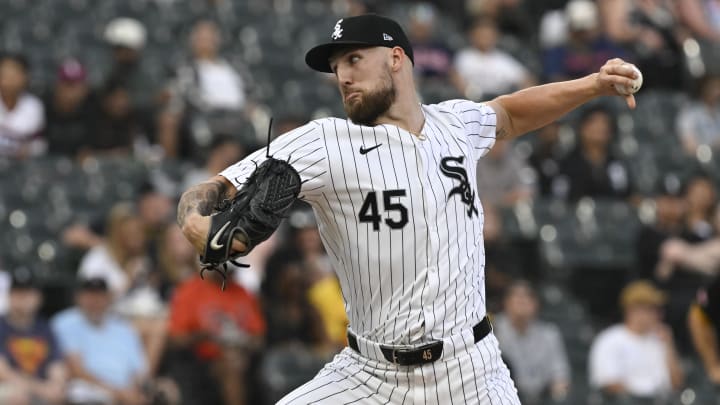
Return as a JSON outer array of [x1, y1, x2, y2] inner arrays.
[[358, 189, 408, 231]]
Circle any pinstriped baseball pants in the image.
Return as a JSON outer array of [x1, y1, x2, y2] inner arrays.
[[277, 333, 520, 405]]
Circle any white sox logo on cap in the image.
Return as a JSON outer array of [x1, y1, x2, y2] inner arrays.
[[332, 19, 343, 40]]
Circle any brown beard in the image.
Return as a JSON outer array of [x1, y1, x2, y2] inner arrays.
[[343, 69, 396, 126]]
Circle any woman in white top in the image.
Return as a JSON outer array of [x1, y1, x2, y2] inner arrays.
[[0, 53, 45, 158]]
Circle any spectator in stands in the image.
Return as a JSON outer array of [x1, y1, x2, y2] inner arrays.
[[453, 16, 534, 101], [261, 252, 328, 348], [676, 0, 720, 74], [681, 175, 718, 242], [553, 106, 633, 201], [135, 182, 174, 245], [543, 0, 626, 82], [0, 52, 45, 159], [52, 276, 178, 405], [168, 268, 264, 405], [182, 135, 245, 190], [688, 276, 720, 385], [476, 139, 536, 207], [88, 80, 143, 156], [589, 280, 684, 400], [78, 203, 151, 299], [103, 17, 159, 117], [482, 204, 520, 313], [656, 202, 720, 280], [645, 177, 718, 353], [286, 208, 348, 348], [677, 75, 720, 157], [258, 251, 337, 403], [600, 0, 684, 90], [635, 181, 685, 279], [493, 280, 570, 404], [0, 272, 66, 404], [43, 58, 96, 159], [77, 201, 169, 381], [156, 224, 199, 301], [162, 20, 251, 158], [528, 121, 566, 196], [406, 3, 462, 101]]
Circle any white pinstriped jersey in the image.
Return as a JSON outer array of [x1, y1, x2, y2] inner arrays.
[[221, 99, 497, 345]]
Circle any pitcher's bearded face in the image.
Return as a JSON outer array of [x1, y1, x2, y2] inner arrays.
[[342, 66, 396, 126]]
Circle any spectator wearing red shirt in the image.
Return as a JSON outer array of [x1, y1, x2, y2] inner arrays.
[[168, 271, 264, 405]]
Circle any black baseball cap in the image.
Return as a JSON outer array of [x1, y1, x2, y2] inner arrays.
[[305, 14, 414, 73], [10, 269, 39, 291], [77, 276, 109, 292]]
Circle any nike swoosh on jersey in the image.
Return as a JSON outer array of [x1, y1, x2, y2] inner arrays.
[[209, 221, 232, 250], [359, 144, 382, 154]]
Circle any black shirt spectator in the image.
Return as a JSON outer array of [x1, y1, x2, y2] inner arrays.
[[261, 252, 326, 347], [89, 81, 142, 154], [635, 187, 685, 279], [553, 107, 632, 201], [528, 122, 565, 196], [43, 59, 96, 158]]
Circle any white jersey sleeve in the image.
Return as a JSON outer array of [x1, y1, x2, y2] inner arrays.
[[219, 121, 327, 202], [438, 99, 497, 159]]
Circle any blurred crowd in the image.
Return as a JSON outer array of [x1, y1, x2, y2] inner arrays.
[[2, 0, 720, 404]]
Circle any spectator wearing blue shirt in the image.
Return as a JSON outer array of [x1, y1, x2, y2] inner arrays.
[[52, 277, 151, 405], [0, 271, 67, 404], [543, 0, 627, 82]]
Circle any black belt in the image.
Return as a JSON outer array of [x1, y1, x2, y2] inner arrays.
[[347, 316, 492, 366]]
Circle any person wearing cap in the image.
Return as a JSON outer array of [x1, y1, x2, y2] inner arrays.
[[43, 58, 96, 158], [103, 17, 162, 121], [0, 52, 45, 159], [178, 12, 643, 404], [542, 0, 627, 82], [589, 280, 684, 400], [52, 276, 178, 405], [0, 272, 67, 404]]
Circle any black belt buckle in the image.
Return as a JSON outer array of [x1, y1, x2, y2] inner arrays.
[[381, 340, 443, 366]]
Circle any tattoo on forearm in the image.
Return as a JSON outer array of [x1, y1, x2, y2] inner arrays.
[[177, 180, 227, 226]]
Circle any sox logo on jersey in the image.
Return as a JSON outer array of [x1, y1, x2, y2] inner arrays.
[[440, 155, 479, 217], [221, 99, 520, 404]]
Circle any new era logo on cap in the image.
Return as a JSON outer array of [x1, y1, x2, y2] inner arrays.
[[383, 33, 393, 41]]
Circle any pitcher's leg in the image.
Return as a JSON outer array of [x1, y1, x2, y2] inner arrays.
[[277, 348, 413, 405], [420, 334, 520, 405]]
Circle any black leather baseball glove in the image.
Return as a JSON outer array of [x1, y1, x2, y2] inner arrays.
[[200, 158, 301, 289]]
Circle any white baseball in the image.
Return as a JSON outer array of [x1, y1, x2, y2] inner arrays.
[[613, 64, 643, 95]]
